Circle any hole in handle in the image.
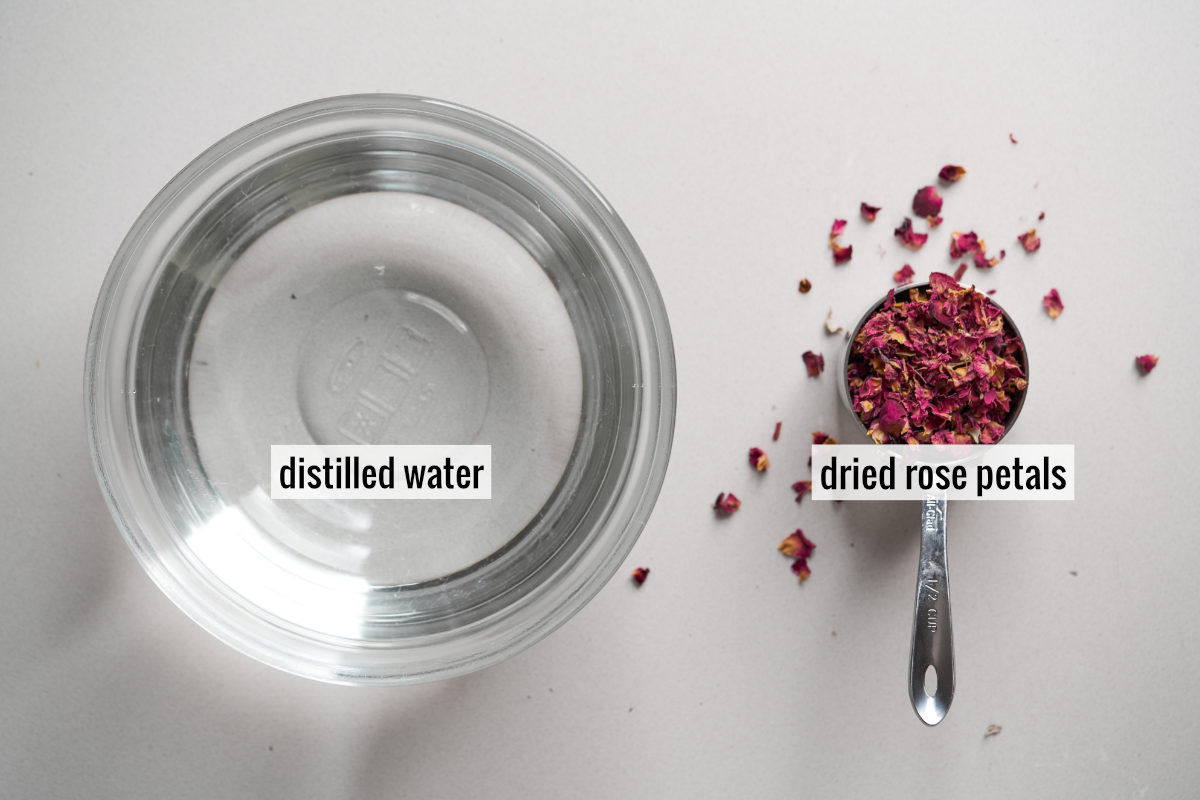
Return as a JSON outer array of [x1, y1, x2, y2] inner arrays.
[[924, 664, 938, 697]]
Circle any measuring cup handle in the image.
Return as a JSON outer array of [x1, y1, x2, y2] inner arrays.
[[909, 491, 954, 725]]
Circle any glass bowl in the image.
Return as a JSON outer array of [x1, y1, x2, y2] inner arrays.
[[85, 95, 676, 684]]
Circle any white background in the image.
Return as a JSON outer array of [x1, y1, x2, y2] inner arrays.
[[3, 2, 1198, 797]]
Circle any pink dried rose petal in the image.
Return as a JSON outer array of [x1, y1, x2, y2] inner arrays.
[[830, 218, 847, 240], [1038, 211, 1045, 221], [927, 215, 944, 228], [791, 479, 812, 504], [749, 447, 770, 472], [631, 566, 650, 585], [831, 242, 853, 264], [912, 186, 943, 218], [894, 264, 915, 285], [799, 278, 812, 293], [713, 492, 742, 514], [790, 557, 812, 582], [812, 431, 838, 445], [802, 350, 825, 378], [1018, 229, 1041, 252], [1135, 354, 1159, 374], [974, 248, 1001, 269], [1043, 288, 1064, 319], [773, 421, 782, 441], [938, 165, 967, 182], [953, 263, 968, 282], [894, 217, 928, 250], [1009, 132, 1018, 144], [986, 289, 996, 295], [779, 528, 816, 559], [861, 202, 881, 222], [950, 230, 981, 258]]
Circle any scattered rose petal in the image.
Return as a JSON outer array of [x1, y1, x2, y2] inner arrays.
[[749, 447, 770, 472], [1018, 229, 1041, 252], [1043, 288, 1063, 319], [950, 231, 982, 259], [713, 492, 741, 515], [1009, 133, 1018, 144], [894, 217, 928, 250], [986, 289, 996, 295], [938, 165, 967, 182], [830, 218, 847, 240], [893, 264, 915, 285], [984, 724, 1003, 738], [779, 529, 816, 559], [802, 350, 825, 377], [1135, 354, 1159, 375], [974, 249, 1001, 269], [953, 263, 968, 282], [812, 431, 838, 445], [631, 566, 650, 585], [799, 278, 812, 293], [825, 309, 844, 335], [773, 421, 782, 441], [927, 215, 943, 227], [1038, 211, 1045, 220], [791, 558, 812, 582], [791, 479, 812, 504], [861, 202, 881, 222], [912, 186, 943, 219], [831, 242, 853, 264]]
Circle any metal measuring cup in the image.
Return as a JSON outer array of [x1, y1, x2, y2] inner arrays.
[[836, 282, 1029, 725]]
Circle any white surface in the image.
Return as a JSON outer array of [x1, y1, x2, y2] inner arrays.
[[3, 1, 1199, 797]]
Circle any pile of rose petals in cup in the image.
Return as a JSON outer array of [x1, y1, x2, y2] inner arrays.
[[846, 273, 1028, 445]]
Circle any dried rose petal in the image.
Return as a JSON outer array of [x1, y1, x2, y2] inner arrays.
[[802, 350, 825, 378], [799, 278, 812, 293], [1043, 288, 1063, 319], [927, 215, 944, 228], [986, 289, 996, 295], [779, 528, 816, 559], [1038, 211, 1045, 221], [953, 263, 968, 282], [1018, 229, 1041, 252], [938, 165, 967, 182], [773, 421, 782, 441], [973, 249, 1001, 269], [830, 218, 847, 240], [861, 202, 881, 222], [894, 264, 915, 285], [1009, 132, 1018, 144], [912, 186, 943, 218], [791, 479, 812, 504], [1135, 354, 1159, 374], [825, 309, 844, 335], [950, 231, 981, 258], [749, 447, 770, 472], [791, 558, 812, 582], [631, 566, 650, 585], [812, 431, 837, 445], [894, 217, 928, 250], [713, 492, 742, 514], [831, 242, 853, 264]]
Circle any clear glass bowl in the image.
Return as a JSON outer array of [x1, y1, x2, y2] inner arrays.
[[85, 95, 676, 684]]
